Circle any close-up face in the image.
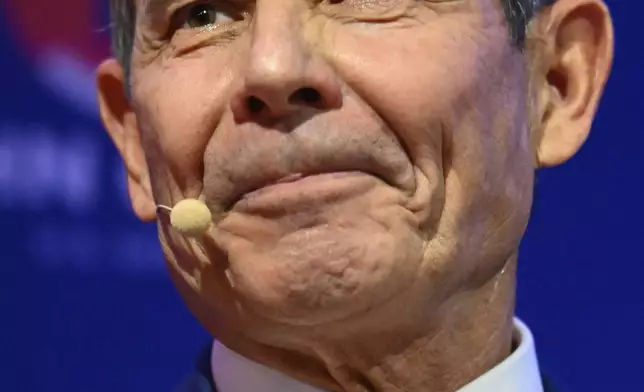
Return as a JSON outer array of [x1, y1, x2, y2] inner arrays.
[[98, 0, 613, 359]]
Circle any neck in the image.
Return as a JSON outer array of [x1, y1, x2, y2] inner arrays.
[[220, 256, 517, 392]]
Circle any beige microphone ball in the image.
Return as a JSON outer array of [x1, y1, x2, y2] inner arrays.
[[169, 199, 212, 237]]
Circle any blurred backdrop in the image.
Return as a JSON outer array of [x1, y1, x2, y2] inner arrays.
[[0, 0, 642, 391]]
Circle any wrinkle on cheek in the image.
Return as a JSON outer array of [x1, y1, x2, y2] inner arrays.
[[433, 50, 532, 285], [133, 53, 238, 201]]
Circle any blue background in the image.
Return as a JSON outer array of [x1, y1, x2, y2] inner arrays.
[[0, 0, 642, 391]]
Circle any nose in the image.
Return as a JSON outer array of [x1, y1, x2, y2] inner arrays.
[[230, 3, 342, 125]]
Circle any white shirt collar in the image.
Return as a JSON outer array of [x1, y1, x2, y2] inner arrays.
[[211, 318, 543, 392]]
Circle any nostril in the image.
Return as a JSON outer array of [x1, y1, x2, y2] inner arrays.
[[290, 87, 322, 106], [247, 96, 266, 114]]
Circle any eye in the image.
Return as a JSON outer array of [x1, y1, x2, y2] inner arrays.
[[186, 3, 216, 28], [173, 1, 235, 31]]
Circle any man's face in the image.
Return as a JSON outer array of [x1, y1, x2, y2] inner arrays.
[[125, 0, 535, 335]]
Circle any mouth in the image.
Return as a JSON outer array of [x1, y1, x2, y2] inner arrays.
[[226, 170, 383, 212], [208, 132, 417, 214]]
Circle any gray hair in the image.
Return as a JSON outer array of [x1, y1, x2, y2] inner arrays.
[[108, 0, 555, 82]]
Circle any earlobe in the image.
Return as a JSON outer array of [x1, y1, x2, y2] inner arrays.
[[97, 59, 157, 222], [533, 0, 614, 168], [128, 170, 157, 222]]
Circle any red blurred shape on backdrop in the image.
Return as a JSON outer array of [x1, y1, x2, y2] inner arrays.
[[3, 0, 111, 115]]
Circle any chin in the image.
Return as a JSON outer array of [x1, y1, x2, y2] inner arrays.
[[221, 211, 427, 327]]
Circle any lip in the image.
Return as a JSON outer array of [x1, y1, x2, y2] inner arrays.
[[229, 171, 376, 212]]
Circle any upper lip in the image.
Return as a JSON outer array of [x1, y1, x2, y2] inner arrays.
[[203, 121, 415, 213]]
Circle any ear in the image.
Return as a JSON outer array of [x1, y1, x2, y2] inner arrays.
[[97, 59, 156, 222], [531, 0, 614, 168]]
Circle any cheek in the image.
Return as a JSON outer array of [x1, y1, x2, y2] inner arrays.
[[326, 23, 494, 223], [132, 53, 238, 199], [329, 21, 534, 274]]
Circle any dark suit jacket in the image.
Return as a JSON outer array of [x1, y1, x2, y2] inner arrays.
[[174, 344, 559, 392]]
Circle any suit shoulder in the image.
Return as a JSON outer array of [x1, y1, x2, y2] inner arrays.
[[173, 343, 217, 392]]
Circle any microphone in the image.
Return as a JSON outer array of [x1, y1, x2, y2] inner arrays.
[[157, 198, 212, 237]]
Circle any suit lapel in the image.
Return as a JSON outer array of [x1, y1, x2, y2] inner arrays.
[[173, 343, 217, 392], [542, 373, 559, 392]]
